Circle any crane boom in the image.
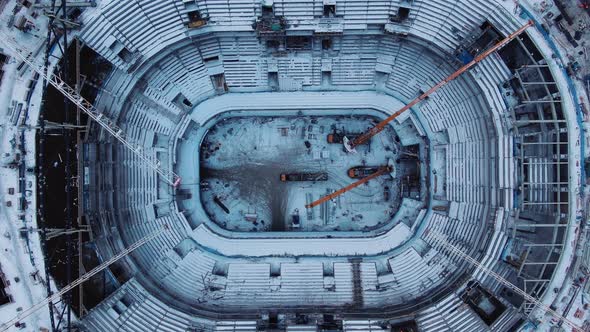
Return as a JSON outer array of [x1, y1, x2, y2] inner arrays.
[[0, 226, 167, 331], [305, 166, 391, 209], [429, 232, 581, 331], [0, 31, 182, 187], [346, 21, 534, 150]]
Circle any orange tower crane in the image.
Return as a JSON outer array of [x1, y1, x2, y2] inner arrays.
[[308, 21, 534, 208], [0, 31, 182, 187], [305, 166, 392, 209], [344, 20, 534, 152]]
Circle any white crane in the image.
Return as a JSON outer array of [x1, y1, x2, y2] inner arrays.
[[0, 225, 167, 331], [0, 31, 182, 187], [429, 232, 581, 331]]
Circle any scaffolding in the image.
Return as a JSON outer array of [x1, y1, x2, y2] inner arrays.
[[0, 226, 166, 331], [501, 34, 570, 316], [430, 232, 581, 330], [0, 32, 182, 188]]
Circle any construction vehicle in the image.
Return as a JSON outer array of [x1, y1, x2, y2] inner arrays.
[[1, 226, 166, 331], [327, 130, 367, 144], [280, 172, 328, 182], [348, 166, 381, 179], [213, 196, 230, 214], [305, 165, 393, 209], [342, 21, 534, 152]]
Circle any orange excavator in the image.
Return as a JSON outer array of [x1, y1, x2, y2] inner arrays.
[[308, 21, 534, 208]]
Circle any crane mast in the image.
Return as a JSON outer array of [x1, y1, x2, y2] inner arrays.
[[0, 226, 167, 331], [345, 20, 534, 151], [0, 31, 182, 187], [429, 232, 581, 331]]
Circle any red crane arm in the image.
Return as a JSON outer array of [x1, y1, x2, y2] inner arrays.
[[349, 20, 534, 149], [305, 166, 391, 209]]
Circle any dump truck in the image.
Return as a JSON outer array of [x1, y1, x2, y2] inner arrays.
[[280, 172, 328, 182]]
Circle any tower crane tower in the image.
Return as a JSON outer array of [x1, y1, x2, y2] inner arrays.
[[0, 225, 167, 331], [429, 231, 582, 331], [0, 31, 182, 187]]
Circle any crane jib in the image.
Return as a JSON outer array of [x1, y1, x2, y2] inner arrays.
[[348, 21, 533, 150]]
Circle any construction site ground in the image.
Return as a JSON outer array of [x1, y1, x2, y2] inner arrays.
[[199, 115, 404, 232]]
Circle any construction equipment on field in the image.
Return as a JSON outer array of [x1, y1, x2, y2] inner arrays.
[[281, 172, 329, 182], [429, 231, 582, 331], [0, 226, 167, 331], [305, 165, 392, 209], [0, 31, 182, 187], [347, 166, 382, 179], [344, 21, 534, 152]]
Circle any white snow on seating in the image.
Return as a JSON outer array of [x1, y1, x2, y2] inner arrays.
[[191, 222, 411, 257]]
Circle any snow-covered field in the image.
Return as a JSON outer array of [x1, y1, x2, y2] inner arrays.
[[200, 115, 403, 232]]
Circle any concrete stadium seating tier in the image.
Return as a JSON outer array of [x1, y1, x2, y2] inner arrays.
[[78, 0, 582, 330]]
